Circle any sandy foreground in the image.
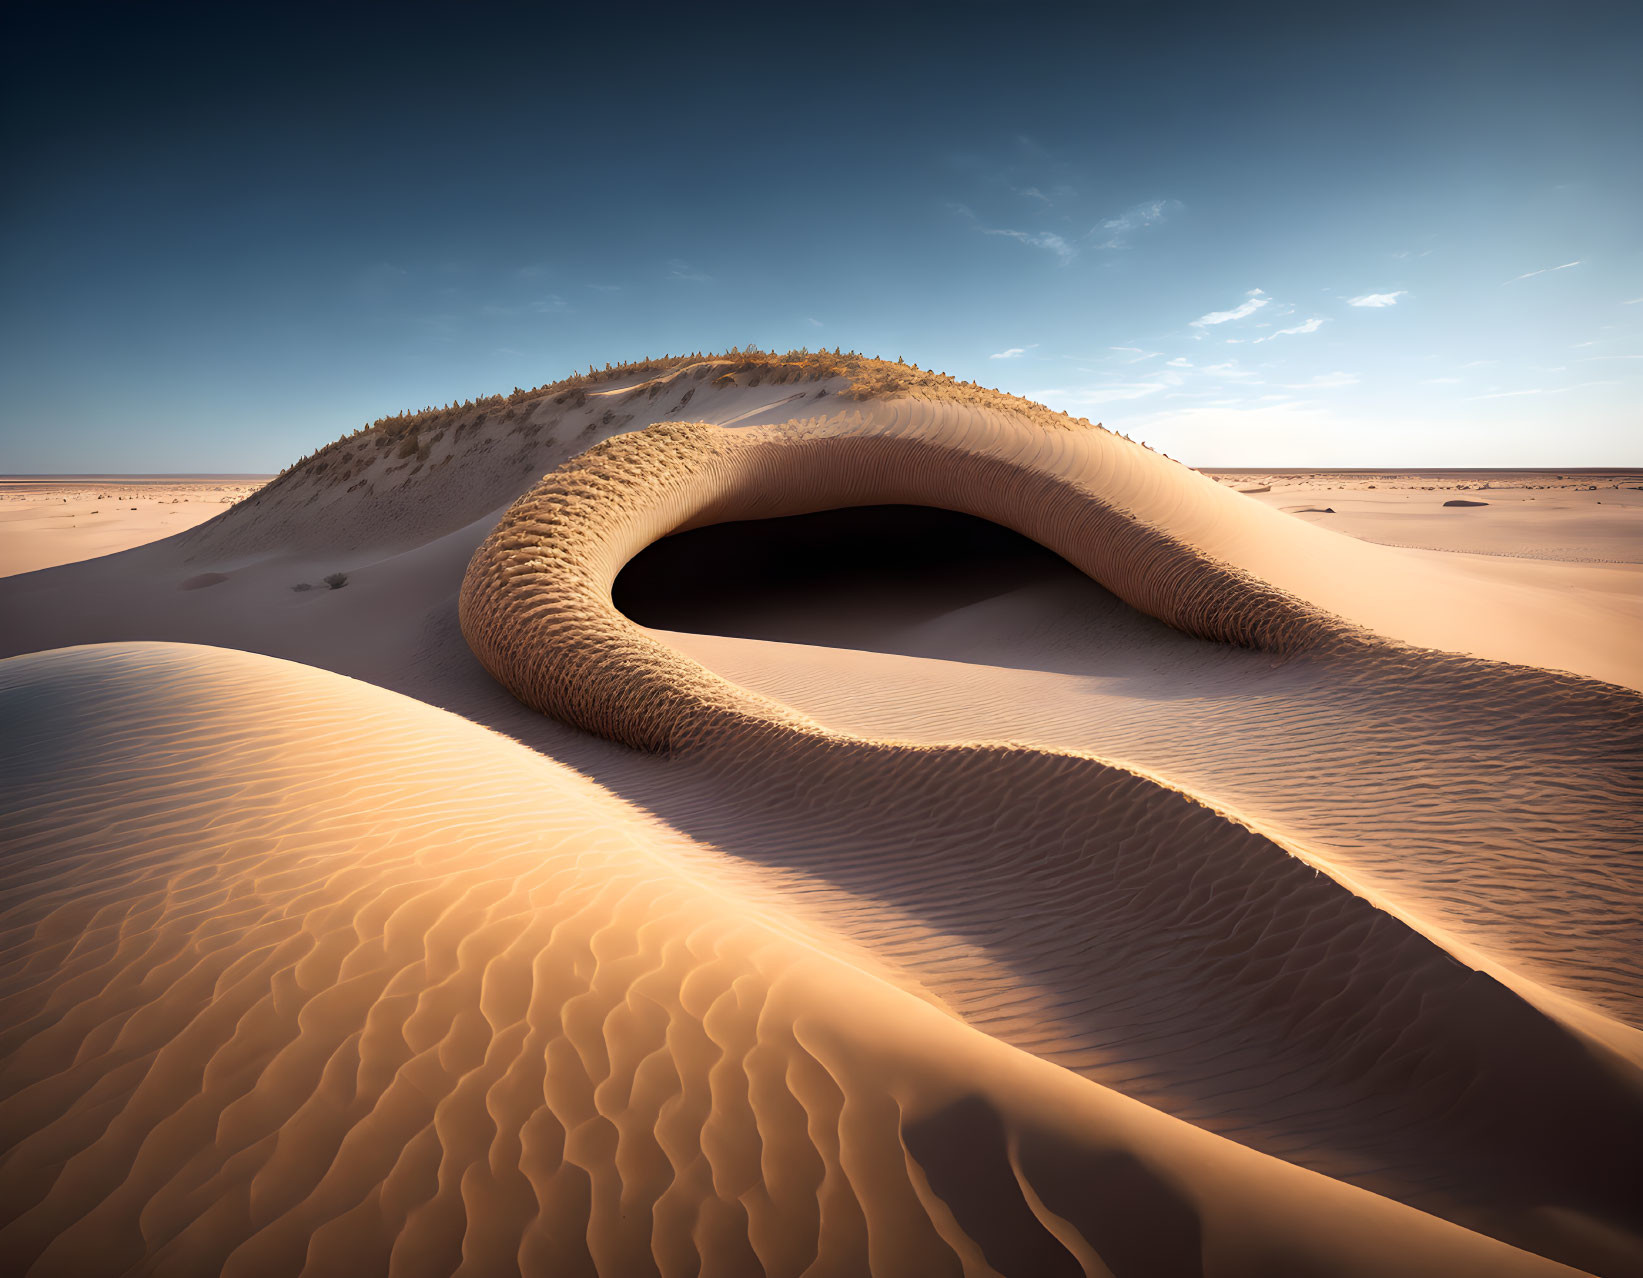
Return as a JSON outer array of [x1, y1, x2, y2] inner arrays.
[[0, 356, 1638, 1277], [0, 475, 269, 577]]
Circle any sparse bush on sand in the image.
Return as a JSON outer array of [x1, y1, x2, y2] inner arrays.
[[324, 572, 348, 590], [267, 347, 1107, 491]]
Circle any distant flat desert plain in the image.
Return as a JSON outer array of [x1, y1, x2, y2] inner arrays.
[[5, 467, 1637, 577], [0, 474, 269, 576]]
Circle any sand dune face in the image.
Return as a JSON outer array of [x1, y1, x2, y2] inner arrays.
[[0, 643, 1582, 1278], [461, 413, 1643, 1272], [459, 418, 1344, 754], [3, 356, 1641, 1276]]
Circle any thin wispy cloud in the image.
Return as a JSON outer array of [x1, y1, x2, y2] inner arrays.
[[1284, 371, 1359, 389], [1624, 296, 1643, 305], [1165, 356, 1192, 368], [951, 203, 1079, 262], [1029, 381, 1170, 405], [1421, 376, 1463, 384], [479, 294, 568, 318], [989, 345, 1033, 359], [1191, 288, 1268, 328], [1092, 199, 1180, 248], [1462, 382, 1614, 400], [984, 227, 1077, 262], [1256, 316, 1325, 342], [666, 260, 711, 282], [1110, 345, 1161, 362], [1469, 387, 1545, 399], [1203, 361, 1262, 381], [1347, 291, 1405, 308], [1503, 260, 1581, 284]]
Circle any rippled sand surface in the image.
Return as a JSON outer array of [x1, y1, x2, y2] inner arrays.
[[1, 357, 1637, 1276]]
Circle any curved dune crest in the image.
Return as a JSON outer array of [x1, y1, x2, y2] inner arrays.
[[0, 643, 1583, 1277], [458, 419, 1347, 754], [459, 415, 1643, 1272]]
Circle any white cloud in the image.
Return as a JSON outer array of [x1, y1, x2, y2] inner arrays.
[[1503, 260, 1581, 285], [1203, 361, 1262, 381], [1165, 357, 1192, 368], [479, 294, 569, 319], [1624, 296, 1643, 305], [806, 316, 824, 328], [1029, 382, 1170, 405], [1191, 289, 1269, 327], [990, 346, 1030, 360], [1282, 371, 1359, 389], [1110, 345, 1161, 362], [1256, 316, 1326, 342], [1421, 376, 1463, 385], [1092, 199, 1180, 248], [667, 259, 711, 282], [1347, 291, 1406, 308], [983, 227, 1077, 263]]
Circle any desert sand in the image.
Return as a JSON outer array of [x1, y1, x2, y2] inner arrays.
[[1, 352, 1638, 1277], [0, 476, 269, 577]]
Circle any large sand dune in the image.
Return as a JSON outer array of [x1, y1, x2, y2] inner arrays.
[[2, 353, 1639, 1275]]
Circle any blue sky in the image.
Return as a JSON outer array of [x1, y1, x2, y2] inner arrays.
[[2, 1, 1638, 470]]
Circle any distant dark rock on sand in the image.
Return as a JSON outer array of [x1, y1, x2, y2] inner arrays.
[[1443, 499, 1489, 507]]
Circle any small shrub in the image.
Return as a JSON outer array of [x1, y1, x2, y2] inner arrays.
[[324, 572, 348, 590], [291, 582, 313, 592]]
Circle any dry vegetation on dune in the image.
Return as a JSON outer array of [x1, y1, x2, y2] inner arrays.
[[271, 348, 1107, 488], [183, 348, 1127, 563]]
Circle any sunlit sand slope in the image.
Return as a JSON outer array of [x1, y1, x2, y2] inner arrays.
[[0, 643, 1583, 1277], [461, 417, 1643, 1273]]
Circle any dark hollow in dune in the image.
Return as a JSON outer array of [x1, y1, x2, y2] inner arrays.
[[1443, 499, 1490, 507], [178, 572, 229, 590], [614, 503, 1094, 643]]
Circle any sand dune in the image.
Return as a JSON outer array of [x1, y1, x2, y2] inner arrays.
[[1, 643, 1584, 1277], [2, 353, 1640, 1275]]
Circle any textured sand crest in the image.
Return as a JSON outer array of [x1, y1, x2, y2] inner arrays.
[[459, 416, 1643, 1273], [0, 643, 1585, 1277]]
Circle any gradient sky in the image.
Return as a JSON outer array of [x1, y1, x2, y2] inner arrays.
[[3, 0, 1639, 471]]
